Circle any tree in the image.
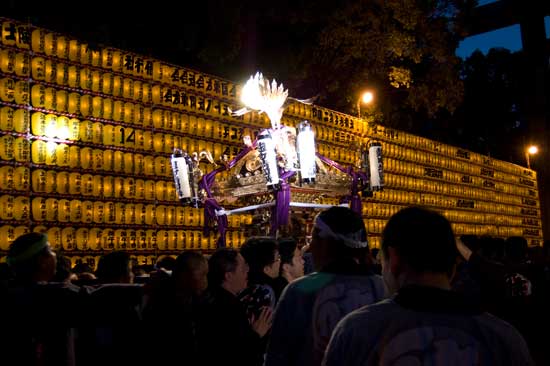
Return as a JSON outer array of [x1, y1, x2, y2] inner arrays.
[[294, 0, 470, 130]]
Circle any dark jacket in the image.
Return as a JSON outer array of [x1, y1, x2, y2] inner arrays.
[[199, 287, 263, 366]]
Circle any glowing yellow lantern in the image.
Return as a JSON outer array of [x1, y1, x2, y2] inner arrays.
[[123, 102, 134, 124], [0, 106, 14, 131], [145, 204, 157, 225], [112, 177, 124, 198], [0, 77, 15, 102], [142, 82, 152, 104], [8, 108, 26, 134], [133, 179, 144, 200], [57, 199, 71, 222], [144, 180, 156, 201], [153, 133, 165, 153], [112, 150, 124, 173], [75, 227, 90, 251], [80, 94, 93, 117], [102, 228, 116, 251], [112, 75, 123, 97], [13, 166, 30, 192], [0, 225, 15, 251], [102, 175, 114, 198], [13, 137, 30, 162], [91, 70, 101, 93], [124, 152, 134, 174], [79, 147, 92, 170]]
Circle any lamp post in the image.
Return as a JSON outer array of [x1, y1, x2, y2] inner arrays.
[[357, 91, 374, 118], [525, 145, 538, 169]]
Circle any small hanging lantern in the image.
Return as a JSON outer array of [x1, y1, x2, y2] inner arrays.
[[170, 149, 193, 205], [368, 141, 384, 191], [296, 121, 316, 184], [257, 130, 280, 190]]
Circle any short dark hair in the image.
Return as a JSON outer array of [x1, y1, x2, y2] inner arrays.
[[7, 232, 50, 281], [173, 251, 207, 276], [53, 254, 72, 282], [505, 236, 528, 261], [316, 206, 371, 266], [207, 248, 239, 288], [240, 237, 278, 283], [156, 255, 177, 271], [96, 251, 131, 283], [382, 207, 457, 273], [278, 238, 298, 267]]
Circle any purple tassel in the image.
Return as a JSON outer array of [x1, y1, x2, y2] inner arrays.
[[271, 170, 296, 233]]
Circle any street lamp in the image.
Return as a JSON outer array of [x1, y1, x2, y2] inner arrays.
[[525, 145, 538, 169], [357, 91, 374, 118]]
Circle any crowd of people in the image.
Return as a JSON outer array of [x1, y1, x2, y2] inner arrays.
[[1, 205, 549, 365]]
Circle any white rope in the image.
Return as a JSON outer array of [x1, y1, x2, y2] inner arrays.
[[315, 216, 369, 249], [215, 202, 349, 216]]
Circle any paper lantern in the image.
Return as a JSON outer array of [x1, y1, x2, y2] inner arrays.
[[112, 150, 123, 173], [103, 201, 116, 224], [123, 177, 136, 199], [101, 228, 116, 251], [65, 173, 81, 196], [52, 171, 67, 195], [79, 173, 93, 196], [112, 176, 125, 198], [0, 49, 14, 75], [43, 197, 58, 222], [114, 203, 126, 225], [124, 203, 135, 225], [61, 227, 76, 251], [296, 121, 317, 184], [66, 38, 80, 62], [122, 78, 134, 99], [91, 70, 101, 92], [56, 199, 70, 222], [14, 137, 30, 162], [0, 195, 14, 220], [80, 94, 93, 117], [0, 226, 15, 251], [170, 149, 195, 204], [79, 67, 92, 90], [145, 205, 157, 225], [67, 65, 81, 88], [123, 229, 136, 251], [257, 130, 280, 189], [77, 147, 91, 170], [112, 100, 124, 121], [13, 108, 29, 133], [101, 175, 113, 198], [13, 80, 29, 105], [176, 231, 186, 250], [142, 82, 152, 104], [123, 152, 133, 174], [133, 204, 145, 225], [369, 141, 384, 191], [56, 62, 69, 85], [123, 102, 134, 124], [143, 180, 155, 201], [0, 77, 15, 102], [134, 179, 145, 200], [99, 125, 115, 149], [13, 166, 29, 191], [73, 227, 89, 251], [30, 197, 47, 221], [0, 134, 14, 161], [0, 106, 14, 131], [112, 75, 123, 97]]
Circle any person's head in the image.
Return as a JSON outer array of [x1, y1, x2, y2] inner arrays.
[[278, 238, 304, 281], [310, 206, 371, 271], [7, 232, 56, 283], [240, 237, 280, 281], [72, 262, 94, 275], [96, 251, 134, 284], [381, 207, 458, 293], [208, 248, 248, 296], [52, 255, 74, 283], [505, 236, 528, 263], [173, 251, 208, 296], [156, 255, 177, 272]]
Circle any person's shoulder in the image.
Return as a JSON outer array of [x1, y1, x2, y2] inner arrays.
[[338, 298, 397, 328], [475, 312, 528, 340]]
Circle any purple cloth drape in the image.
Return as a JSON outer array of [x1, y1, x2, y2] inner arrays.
[[271, 170, 296, 233], [316, 153, 366, 215], [199, 144, 255, 248]]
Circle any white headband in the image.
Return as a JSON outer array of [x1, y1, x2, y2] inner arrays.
[[315, 216, 369, 249]]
